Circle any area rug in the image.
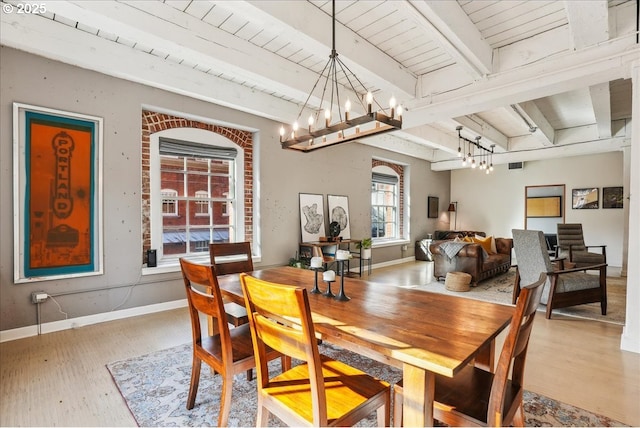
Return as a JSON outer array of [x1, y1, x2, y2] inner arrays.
[[107, 342, 627, 427], [393, 268, 626, 325]]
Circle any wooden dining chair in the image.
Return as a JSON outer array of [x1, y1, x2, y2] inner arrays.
[[209, 242, 254, 327], [393, 272, 547, 427], [179, 258, 289, 427], [240, 273, 391, 427]]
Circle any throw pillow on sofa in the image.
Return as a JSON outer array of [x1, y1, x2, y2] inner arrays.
[[473, 235, 496, 254]]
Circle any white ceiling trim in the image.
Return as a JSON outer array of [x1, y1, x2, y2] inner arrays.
[[0, 9, 302, 122], [431, 136, 628, 171], [407, 35, 638, 127], [403, 0, 492, 78], [244, 0, 416, 100]]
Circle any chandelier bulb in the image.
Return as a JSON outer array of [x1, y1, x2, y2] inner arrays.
[[366, 92, 373, 114], [389, 97, 396, 118], [398, 105, 403, 118], [308, 115, 314, 127], [345, 99, 351, 121], [457, 147, 462, 157], [293, 121, 299, 132], [279, 126, 285, 137]]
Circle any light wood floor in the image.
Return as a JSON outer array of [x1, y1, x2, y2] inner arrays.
[[1, 261, 638, 427]]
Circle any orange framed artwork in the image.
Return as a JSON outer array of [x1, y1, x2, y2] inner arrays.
[[13, 103, 103, 282]]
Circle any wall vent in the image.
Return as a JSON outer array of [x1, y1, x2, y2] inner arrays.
[[508, 162, 524, 170]]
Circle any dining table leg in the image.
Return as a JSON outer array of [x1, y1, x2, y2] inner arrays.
[[475, 339, 496, 372], [402, 363, 435, 427]]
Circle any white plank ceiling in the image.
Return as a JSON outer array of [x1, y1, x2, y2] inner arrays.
[[1, 0, 638, 169]]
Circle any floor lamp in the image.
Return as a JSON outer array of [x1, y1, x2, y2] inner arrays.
[[448, 202, 458, 230]]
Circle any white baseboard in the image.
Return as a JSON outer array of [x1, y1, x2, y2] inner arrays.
[[0, 299, 188, 343], [345, 256, 414, 273]]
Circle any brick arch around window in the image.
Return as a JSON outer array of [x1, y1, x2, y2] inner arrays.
[[372, 159, 405, 237], [141, 110, 254, 261]]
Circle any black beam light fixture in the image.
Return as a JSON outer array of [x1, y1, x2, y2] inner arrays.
[[280, 0, 402, 153], [456, 126, 495, 174]]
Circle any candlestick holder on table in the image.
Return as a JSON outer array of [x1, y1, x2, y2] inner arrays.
[[311, 268, 323, 294], [323, 280, 335, 298], [335, 259, 350, 301], [322, 270, 336, 298], [310, 256, 324, 294]]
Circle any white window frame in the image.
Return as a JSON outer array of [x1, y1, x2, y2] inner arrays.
[[149, 128, 245, 265], [371, 166, 400, 242]]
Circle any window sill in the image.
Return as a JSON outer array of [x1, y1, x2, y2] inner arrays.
[[141, 254, 262, 276], [372, 238, 410, 249], [141, 253, 210, 276]]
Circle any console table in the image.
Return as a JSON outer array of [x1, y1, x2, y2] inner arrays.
[[299, 239, 364, 276]]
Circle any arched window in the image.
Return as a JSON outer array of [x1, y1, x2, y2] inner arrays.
[[150, 133, 244, 261], [371, 160, 406, 242]]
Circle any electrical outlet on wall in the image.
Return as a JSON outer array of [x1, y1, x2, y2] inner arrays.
[[31, 292, 48, 303], [401, 244, 408, 251]]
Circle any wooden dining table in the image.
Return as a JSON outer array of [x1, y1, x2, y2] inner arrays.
[[216, 266, 514, 427]]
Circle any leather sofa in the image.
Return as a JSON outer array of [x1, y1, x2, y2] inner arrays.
[[429, 231, 513, 285]]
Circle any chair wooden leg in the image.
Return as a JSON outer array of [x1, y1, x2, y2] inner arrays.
[[187, 358, 201, 410], [217, 374, 233, 427], [512, 403, 525, 427], [281, 355, 292, 371], [246, 369, 253, 381], [378, 394, 390, 427], [256, 397, 269, 427], [392, 384, 403, 427]]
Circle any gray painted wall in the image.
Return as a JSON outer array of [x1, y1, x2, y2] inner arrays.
[[451, 152, 625, 268], [0, 47, 448, 331]]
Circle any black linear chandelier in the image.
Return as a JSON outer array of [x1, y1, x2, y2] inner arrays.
[[280, 0, 402, 153], [456, 126, 495, 174]]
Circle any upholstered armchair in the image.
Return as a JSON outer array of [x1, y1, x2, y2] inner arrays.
[[556, 223, 606, 268], [512, 229, 607, 319]]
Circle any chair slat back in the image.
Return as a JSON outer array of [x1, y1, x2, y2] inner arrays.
[[513, 229, 553, 292], [209, 242, 254, 275], [488, 271, 546, 426], [556, 223, 587, 252], [179, 258, 231, 357], [240, 273, 327, 422]]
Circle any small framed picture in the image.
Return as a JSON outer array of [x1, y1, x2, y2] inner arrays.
[[299, 193, 326, 242], [327, 194, 350, 239], [572, 188, 599, 209], [428, 196, 439, 218], [602, 186, 623, 209]]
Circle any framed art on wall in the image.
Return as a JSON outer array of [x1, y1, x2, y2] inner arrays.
[[602, 186, 623, 208], [299, 193, 326, 242], [572, 187, 599, 209], [427, 196, 439, 218], [327, 194, 350, 239], [526, 196, 562, 217], [13, 103, 104, 282]]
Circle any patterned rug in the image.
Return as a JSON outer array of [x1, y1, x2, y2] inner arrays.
[[393, 268, 626, 325], [107, 342, 627, 427]]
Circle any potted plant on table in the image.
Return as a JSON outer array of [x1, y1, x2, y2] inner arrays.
[[356, 238, 372, 260]]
